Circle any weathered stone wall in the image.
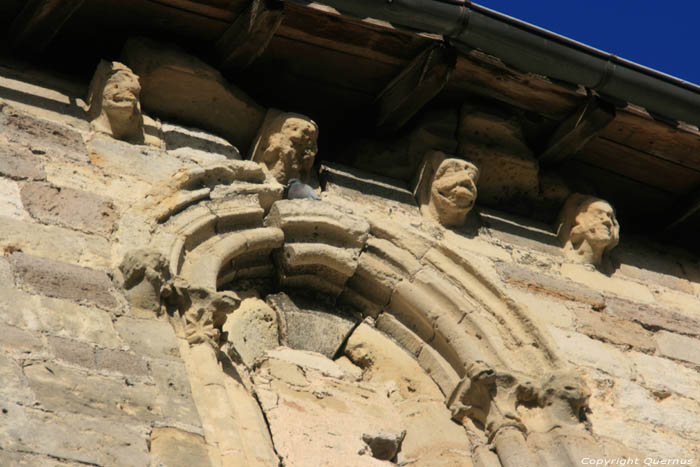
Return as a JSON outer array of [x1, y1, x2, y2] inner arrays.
[[0, 62, 698, 467]]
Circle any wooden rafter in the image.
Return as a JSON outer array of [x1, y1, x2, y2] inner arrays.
[[215, 0, 285, 71], [9, 0, 85, 53], [539, 96, 616, 167], [375, 43, 456, 132]]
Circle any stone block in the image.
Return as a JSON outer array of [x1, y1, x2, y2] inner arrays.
[[0, 354, 34, 404], [479, 208, 564, 256], [0, 402, 150, 466], [24, 360, 158, 421], [10, 252, 118, 309], [610, 240, 695, 294], [149, 359, 203, 430], [369, 218, 436, 260], [611, 379, 700, 441], [265, 199, 370, 248], [547, 326, 633, 378], [88, 134, 191, 184], [123, 37, 265, 151], [276, 243, 359, 279], [655, 331, 700, 365], [416, 344, 460, 397], [95, 348, 149, 376], [575, 308, 654, 351], [0, 142, 46, 180], [376, 312, 424, 357], [506, 289, 575, 330], [254, 347, 403, 467], [48, 336, 96, 369], [458, 107, 539, 207], [114, 317, 181, 360], [396, 400, 473, 465], [605, 297, 700, 337], [441, 230, 512, 262], [346, 252, 404, 306], [0, 323, 44, 356], [345, 323, 444, 400], [0, 215, 111, 269], [653, 288, 700, 316], [150, 427, 212, 467], [628, 351, 700, 401], [0, 103, 87, 162], [496, 263, 605, 307], [319, 162, 419, 211], [267, 293, 357, 359], [20, 182, 118, 235], [560, 263, 655, 303], [0, 178, 30, 220], [223, 297, 280, 367], [163, 121, 241, 161]]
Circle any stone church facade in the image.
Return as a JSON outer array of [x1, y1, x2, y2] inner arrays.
[[1, 2, 699, 467]]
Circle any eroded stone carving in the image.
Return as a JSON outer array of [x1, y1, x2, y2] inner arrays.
[[249, 110, 318, 184], [414, 151, 479, 227], [88, 60, 145, 143], [557, 193, 620, 266], [120, 249, 172, 313]]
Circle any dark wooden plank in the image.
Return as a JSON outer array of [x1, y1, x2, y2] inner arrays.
[[375, 44, 456, 132], [253, 35, 399, 93], [602, 106, 700, 172], [148, 0, 238, 19], [276, 3, 434, 67], [442, 49, 586, 120], [215, 0, 284, 70], [574, 137, 700, 195], [539, 96, 616, 167], [65, 0, 231, 44], [10, 0, 86, 53]]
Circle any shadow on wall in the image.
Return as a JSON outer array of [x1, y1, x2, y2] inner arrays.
[[0, 84, 87, 121]]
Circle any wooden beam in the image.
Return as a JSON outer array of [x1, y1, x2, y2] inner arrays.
[[9, 0, 85, 53], [538, 96, 616, 167], [375, 43, 456, 132], [215, 0, 285, 71]]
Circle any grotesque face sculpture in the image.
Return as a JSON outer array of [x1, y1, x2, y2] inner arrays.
[[88, 61, 145, 143], [415, 152, 479, 227], [254, 113, 318, 184], [557, 194, 620, 266]]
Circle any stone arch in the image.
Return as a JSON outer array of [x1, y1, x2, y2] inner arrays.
[[118, 160, 603, 466]]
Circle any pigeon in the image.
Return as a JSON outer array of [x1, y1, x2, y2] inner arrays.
[[286, 178, 321, 200]]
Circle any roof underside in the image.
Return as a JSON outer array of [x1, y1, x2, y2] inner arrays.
[[1, 0, 699, 254]]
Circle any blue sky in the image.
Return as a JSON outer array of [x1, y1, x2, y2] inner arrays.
[[478, 1, 700, 86]]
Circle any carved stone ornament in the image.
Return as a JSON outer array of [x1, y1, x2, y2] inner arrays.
[[87, 60, 145, 143], [414, 151, 479, 227], [174, 286, 241, 349], [249, 109, 318, 184], [557, 193, 620, 266]]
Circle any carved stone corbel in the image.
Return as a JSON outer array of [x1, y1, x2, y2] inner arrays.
[[413, 151, 479, 227], [120, 249, 173, 314], [448, 361, 529, 440]]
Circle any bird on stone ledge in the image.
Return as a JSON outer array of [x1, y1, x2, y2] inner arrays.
[[286, 178, 321, 200]]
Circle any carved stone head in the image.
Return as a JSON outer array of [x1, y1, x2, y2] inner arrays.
[[250, 111, 318, 184], [414, 151, 479, 227], [557, 193, 619, 266], [88, 60, 145, 142]]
